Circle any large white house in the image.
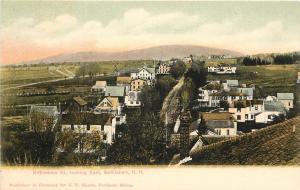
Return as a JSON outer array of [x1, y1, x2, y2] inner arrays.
[[61, 113, 125, 146], [208, 66, 237, 74], [130, 66, 156, 82]]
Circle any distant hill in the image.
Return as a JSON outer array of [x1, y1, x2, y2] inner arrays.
[[19, 45, 243, 65]]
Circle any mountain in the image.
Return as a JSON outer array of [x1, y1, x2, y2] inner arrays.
[[20, 45, 243, 64]]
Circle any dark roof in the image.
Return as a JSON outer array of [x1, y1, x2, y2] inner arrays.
[[233, 100, 263, 108], [201, 112, 235, 121], [206, 120, 235, 129], [61, 113, 111, 125], [73, 96, 87, 106]]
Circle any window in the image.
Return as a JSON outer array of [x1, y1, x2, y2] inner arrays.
[[87, 124, 90, 131], [239, 96, 242, 100], [71, 124, 74, 130], [288, 102, 291, 106], [237, 108, 241, 112], [237, 115, 241, 120], [227, 129, 230, 136], [255, 106, 258, 110], [268, 115, 272, 119], [103, 134, 107, 140], [245, 114, 248, 119], [101, 125, 104, 131], [251, 115, 254, 119], [116, 117, 120, 122]]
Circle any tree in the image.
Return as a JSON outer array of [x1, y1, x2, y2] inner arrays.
[[170, 60, 186, 79], [184, 60, 207, 87], [140, 86, 161, 113], [156, 75, 176, 98], [106, 112, 166, 164]]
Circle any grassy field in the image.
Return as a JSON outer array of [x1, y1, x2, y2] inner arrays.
[[0, 65, 79, 87], [205, 58, 238, 66], [0, 60, 152, 87], [207, 64, 299, 96]]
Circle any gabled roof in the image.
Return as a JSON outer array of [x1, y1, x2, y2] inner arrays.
[[277, 93, 294, 100], [97, 97, 119, 109], [105, 86, 125, 97], [30, 105, 58, 118], [117, 76, 131, 85], [92, 81, 107, 88], [201, 112, 235, 129], [264, 100, 287, 115], [73, 96, 87, 106], [139, 67, 155, 74], [201, 112, 235, 121]]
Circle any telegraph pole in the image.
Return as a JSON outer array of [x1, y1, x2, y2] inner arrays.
[[179, 110, 191, 160]]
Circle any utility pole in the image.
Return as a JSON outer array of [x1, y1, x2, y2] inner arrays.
[[179, 110, 191, 160]]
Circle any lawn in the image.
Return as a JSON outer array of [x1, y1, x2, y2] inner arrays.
[[205, 58, 238, 66], [207, 64, 299, 96]]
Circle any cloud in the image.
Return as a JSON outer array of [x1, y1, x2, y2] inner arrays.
[[1, 8, 300, 64]]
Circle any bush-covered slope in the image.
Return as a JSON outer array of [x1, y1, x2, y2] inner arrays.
[[187, 116, 300, 165]]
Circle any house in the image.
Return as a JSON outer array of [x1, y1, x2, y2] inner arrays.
[[228, 100, 264, 123], [156, 61, 172, 75], [105, 86, 125, 102], [198, 82, 222, 107], [277, 93, 294, 110], [255, 100, 287, 124], [91, 81, 107, 93], [222, 80, 238, 91], [60, 113, 124, 147], [209, 90, 253, 108], [198, 80, 253, 108], [125, 91, 141, 107], [131, 78, 147, 91], [207, 66, 237, 74], [95, 97, 122, 115], [130, 66, 156, 85], [68, 96, 88, 112], [200, 112, 237, 136], [30, 105, 59, 131], [116, 76, 131, 95]]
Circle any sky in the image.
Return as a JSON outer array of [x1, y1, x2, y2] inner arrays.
[[1, 1, 300, 64]]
